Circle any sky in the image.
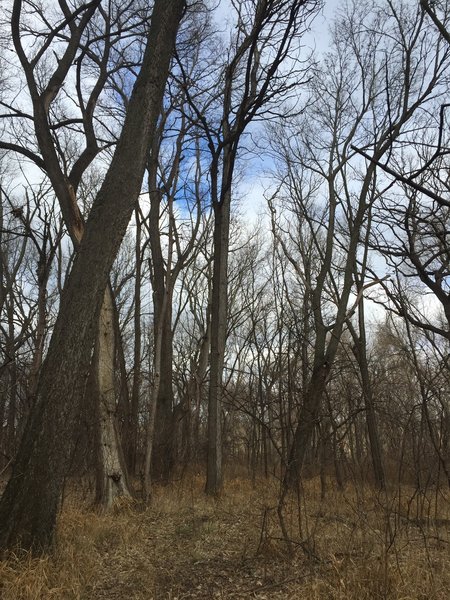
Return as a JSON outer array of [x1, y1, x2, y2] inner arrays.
[[224, 0, 445, 332], [5, 0, 442, 334], [231, 0, 340, 224]]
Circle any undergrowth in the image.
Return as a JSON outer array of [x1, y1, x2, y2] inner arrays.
[[0, 475, 448, 599]]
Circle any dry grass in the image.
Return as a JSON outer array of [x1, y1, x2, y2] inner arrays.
[[0, 475, 448, 599]]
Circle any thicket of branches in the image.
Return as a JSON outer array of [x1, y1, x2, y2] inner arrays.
[[0, 0, 449, 554]]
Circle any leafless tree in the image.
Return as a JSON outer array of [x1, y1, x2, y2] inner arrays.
[[268, 0, 450, 529], [0, 0, 186, 553], [177, 0, 320, 495]]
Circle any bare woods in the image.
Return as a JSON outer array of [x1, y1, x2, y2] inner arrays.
[[0, 4, 449, 588]]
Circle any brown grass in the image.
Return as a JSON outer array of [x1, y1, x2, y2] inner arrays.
[[0, 475, 448, 599]]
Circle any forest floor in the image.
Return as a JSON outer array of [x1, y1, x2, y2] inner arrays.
[[0, 474, 449, 599]]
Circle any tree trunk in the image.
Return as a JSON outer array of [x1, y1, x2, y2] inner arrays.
[[284, 362, 330, 487], [129, 205, 142, 474], [146, 157, 176, 484], [143, 294, 166, 499], [5, 303, 18, 458], [0, 0, 185, 552], [188, 298, 211, 465], [205, 191, 231, 495], [152, 304, 175, 483], [94, 287, 131, 507], [114, 296, 133, 469], [28, 256, 50, 399], [349, 304, 386, 490]]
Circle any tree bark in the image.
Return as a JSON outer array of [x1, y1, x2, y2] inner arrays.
[[146, 179, 175, 483], [349, 302, 386, 490], [143, 280, 169, 499], [129, 206, 142, 474], [94, 287, 132, 507], [205, 183, 231, 495], [0, 0, 185, 553], [5, 302, 18, 458], [152, 305, 175, 482], [10, 0, 134, 505]]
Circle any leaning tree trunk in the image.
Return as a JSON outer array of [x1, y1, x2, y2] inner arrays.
[[0, 0, 185, 553]]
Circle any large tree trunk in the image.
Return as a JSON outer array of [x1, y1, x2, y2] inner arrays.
[[0, 0, 185, 553], [94, 287, 132, 507]]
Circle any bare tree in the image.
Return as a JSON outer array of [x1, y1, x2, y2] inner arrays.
[[0, 0, 155, 505], [0, 0, 186, 553], [268, 0, 449, 509], [177, 0, 319, 495], [143, 94, 206, 492]]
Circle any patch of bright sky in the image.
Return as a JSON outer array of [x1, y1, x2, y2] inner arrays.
[[231, 0, 340, 225]]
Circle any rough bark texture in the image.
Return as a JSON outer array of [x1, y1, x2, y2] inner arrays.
[[143, 286, 167, 499], [12, 0, 132, 505], [0, 0, 185, 553], [94, 287, 132, 507]]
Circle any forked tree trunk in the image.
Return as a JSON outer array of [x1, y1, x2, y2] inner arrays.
[[12, 0, 130, 503], [0, 0, 185, 552]]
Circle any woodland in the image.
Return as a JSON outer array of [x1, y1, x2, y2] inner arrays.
[[0, 0, 449, 598]]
